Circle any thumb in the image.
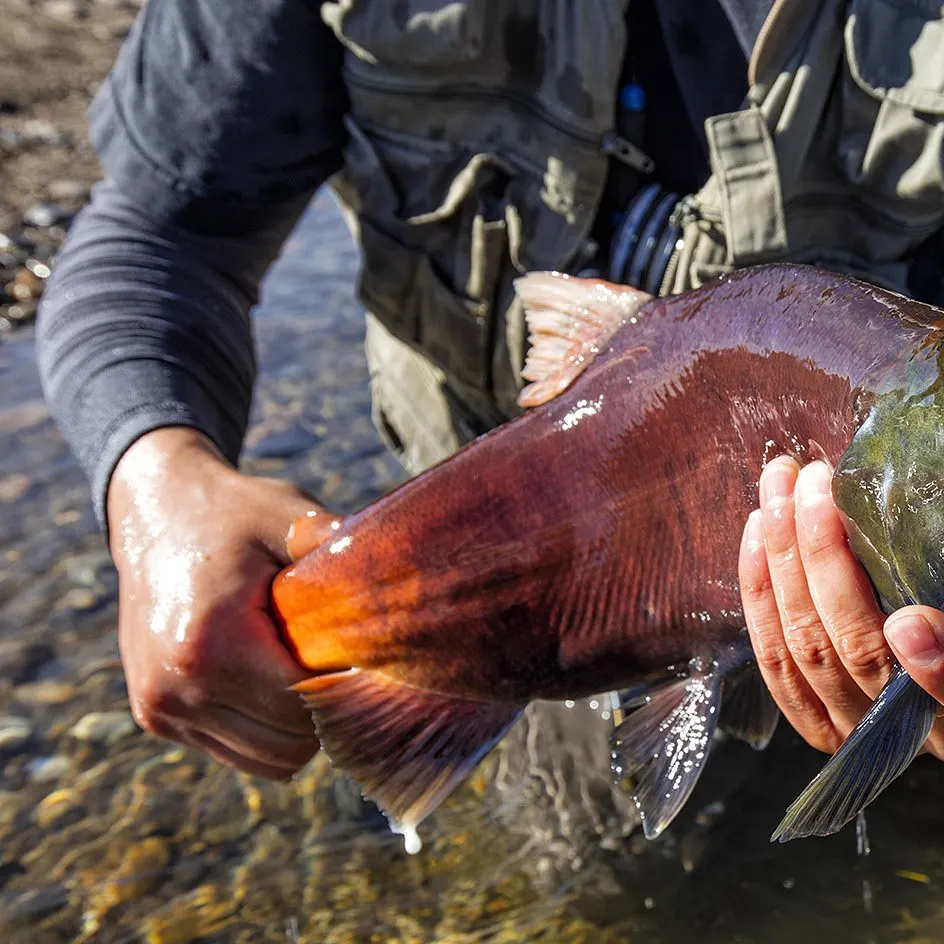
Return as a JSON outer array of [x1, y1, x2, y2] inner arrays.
[[884, 606, 944, 704], [286, 508, 345, 561]]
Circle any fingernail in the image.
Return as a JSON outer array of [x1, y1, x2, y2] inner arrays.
[[761, 459, 797, 509], [796, 461, 831, 507], [885, 613, 944, 668], [742, 508, 764, 553]]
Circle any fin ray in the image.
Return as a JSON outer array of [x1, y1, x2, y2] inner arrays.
[[719, 664, 780, 750], [293, 669, 523, 835], [772, 664, 935, 842], [514, 271, 651, 408], [610, 661, 723, 840]]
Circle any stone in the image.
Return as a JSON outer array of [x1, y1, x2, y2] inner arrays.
[[0, 716, 33, 751], [14, 680, 75, 705], [0, 474, 32, 502], [69, 710, 137, 745], [0, 641, 56, 685], [55, 587, 99, 613], [26, 755, 71, 782], [21, 202, 70, 228], [47, 178, 89, 201]]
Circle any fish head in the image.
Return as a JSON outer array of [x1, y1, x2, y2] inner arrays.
[[833, 385, 944, 613]]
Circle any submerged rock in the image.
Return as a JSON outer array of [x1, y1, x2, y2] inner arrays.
[[0, 716, 33, 752], [69, 711, 137, 745]]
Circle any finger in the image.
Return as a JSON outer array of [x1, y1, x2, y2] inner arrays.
[[187, 605, 323, 736], [758, 457, 868, 738], [286, 509, 344, 561], [186, 729, 301, 781], [198, 704, 319, 770], [739, 507, 837, 752], [794, 460, 893, 702], [885, 607, 944, 758]]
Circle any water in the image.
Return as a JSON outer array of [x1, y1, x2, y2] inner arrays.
[[1, 192, 944, 942]]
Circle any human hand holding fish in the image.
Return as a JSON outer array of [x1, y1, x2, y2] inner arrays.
[[741, 454, 944, 760], [270, 263, 944, 850], [106, 426, 340, 780]]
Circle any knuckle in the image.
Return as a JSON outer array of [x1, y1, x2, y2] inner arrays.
[[131, 697, 173, 738], [135, 680, 177, 719], [752, 636, 793, 679], [741, 571, 773, 600], [836, 633, 892, 677], [784, 625, 836, 670], [165, 624, 224, 681]]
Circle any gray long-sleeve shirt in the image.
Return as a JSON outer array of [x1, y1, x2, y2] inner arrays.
[[36, 0, 765, 529]]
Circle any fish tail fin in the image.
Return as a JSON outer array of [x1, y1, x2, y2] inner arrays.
[[609, 660, 724, 839], [772, 664, 935, 842], [514, 271, 651, 408], [293, 669, 523, 839]]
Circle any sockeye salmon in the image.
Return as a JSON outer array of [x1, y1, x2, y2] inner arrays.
[[272, 264, 944, 850]]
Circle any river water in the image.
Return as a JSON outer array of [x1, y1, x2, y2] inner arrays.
[[1, 192, 943, 943]]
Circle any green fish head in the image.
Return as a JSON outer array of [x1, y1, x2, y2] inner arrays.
[[833, 366, 944, 614]]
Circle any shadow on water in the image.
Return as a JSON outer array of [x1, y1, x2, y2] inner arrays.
[[1, 192, 944, 942]]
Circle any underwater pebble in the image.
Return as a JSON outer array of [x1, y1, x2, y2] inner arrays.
[[86, 836, 171, 914], [15, 679, 75, 705], [0, 474, 33, 503], [69, 710, 137, 744], [34, 788, 77, 827], [55, 586, 99, 613], [27, 754, 71, 782], [0, 640, 55, 685], [22, 202, 70, 229], [0, 790, 19, 828], [0, 716, 33, 751], [47, 178, 89, 201]]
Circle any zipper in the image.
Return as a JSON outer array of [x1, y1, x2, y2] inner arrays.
[[346, 65, 653, 171]]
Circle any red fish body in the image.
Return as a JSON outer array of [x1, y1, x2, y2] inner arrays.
[[272, 264, 944, 845]]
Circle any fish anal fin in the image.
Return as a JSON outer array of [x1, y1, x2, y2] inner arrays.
[[772, 663, 935, 842], [293, 669, 523, 837], [610, 661, 723, 840], [719, 663, 780, 750], [514, 271, 652, 408]]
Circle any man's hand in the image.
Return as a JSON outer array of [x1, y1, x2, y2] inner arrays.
[[738, 455, 944, 759], [107, 427, 341, 778]]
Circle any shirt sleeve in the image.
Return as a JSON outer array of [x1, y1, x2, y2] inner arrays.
[[35, 0, 348, 531]]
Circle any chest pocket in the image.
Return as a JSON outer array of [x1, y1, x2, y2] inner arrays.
[[323, 0, 626, 397], [840, 0, 944, 228], [336, 114, 512, 393]]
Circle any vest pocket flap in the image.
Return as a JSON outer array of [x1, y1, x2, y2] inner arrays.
[[847, 0, 944, 114], [323, 0, 486, 69], [358, 220, 496, 391]]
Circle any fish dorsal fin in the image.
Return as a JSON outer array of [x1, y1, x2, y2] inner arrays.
[[610, 660, 723, 840], [514, 272, 652, 408]]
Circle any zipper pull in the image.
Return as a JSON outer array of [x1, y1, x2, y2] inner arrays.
[[601, 132, 655, 174]]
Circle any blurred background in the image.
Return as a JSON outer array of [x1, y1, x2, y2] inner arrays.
[[4, 3, 944, 942]]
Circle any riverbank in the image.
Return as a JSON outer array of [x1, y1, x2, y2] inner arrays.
[[0, 0, 137, 331]]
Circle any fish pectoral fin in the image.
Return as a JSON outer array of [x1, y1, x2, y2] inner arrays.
[[609, 662, 723, 840], [514, 271, 651, 408], [293, 669, 523, 838], [772, 663, 935, 842], [719, 663, 780, 750]]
